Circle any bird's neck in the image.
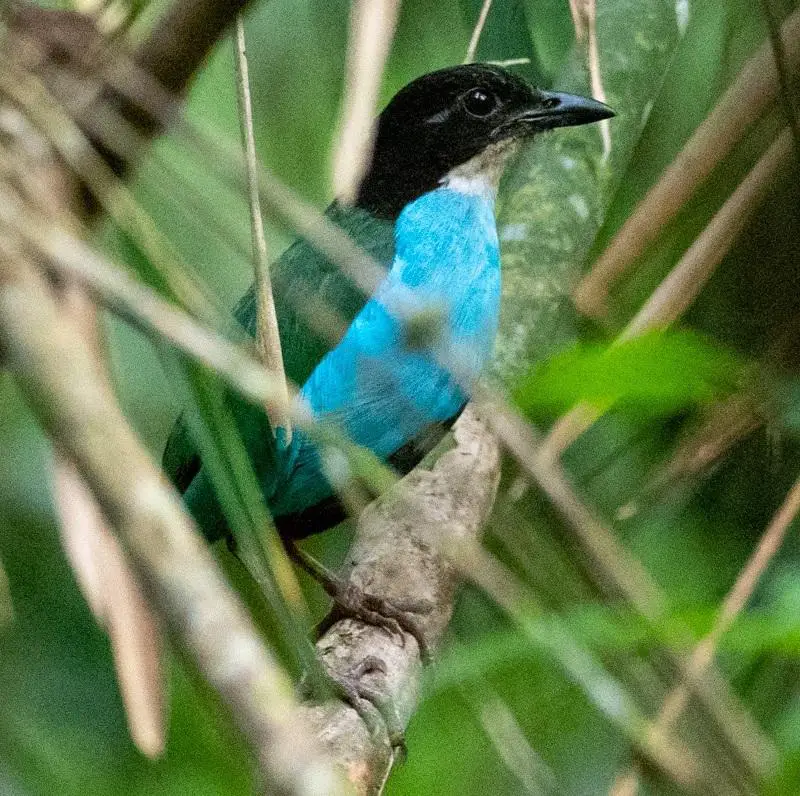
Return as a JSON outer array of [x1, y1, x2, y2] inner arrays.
[[438, 139, 520, 200], [356, 139, 520, 219]]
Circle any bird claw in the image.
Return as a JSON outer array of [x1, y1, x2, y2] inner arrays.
[[308, 654, 407, 753], [287, 540, 434, 663], [319, 580, 434, 664]]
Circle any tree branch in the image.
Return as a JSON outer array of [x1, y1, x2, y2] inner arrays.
[[299, 405, 502, 793]]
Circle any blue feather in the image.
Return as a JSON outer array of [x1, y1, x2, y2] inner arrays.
[[269, 185, 501, 518]]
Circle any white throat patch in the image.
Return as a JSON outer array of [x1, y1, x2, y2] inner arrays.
[[440, 139, 521, 198]]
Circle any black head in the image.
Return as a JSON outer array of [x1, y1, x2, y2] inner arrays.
[[356, 63, 613, 219]]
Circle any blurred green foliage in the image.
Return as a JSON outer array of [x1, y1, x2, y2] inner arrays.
[[514, 331, 748, 419], [3, 0, 800, 794]]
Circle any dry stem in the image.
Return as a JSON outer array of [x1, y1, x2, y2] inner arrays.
[[609, 472, 800, 796], [464, 0, 494, 63], [234, 15, 292, 438], [0, 243, 343, 794], [479, 393, 774, 782], [569, 0, 610, 156], [332, 0, 400, 203], [574, 8, 800, 318], [538, 127, 793, 463]]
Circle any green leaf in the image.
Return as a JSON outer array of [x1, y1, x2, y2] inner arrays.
[[513, 330, 747, 417]]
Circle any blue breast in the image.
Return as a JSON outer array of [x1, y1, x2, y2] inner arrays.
[[269, 185, 501, 517]]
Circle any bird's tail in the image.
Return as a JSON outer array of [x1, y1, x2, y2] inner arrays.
[[164, 391, 292, 544]]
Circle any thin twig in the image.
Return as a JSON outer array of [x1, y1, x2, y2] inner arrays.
[[621, 132, 792, 335], [234, 15, 292, 440], [661, 474, 800, 730], [759, 0, 800, 156], [58, 238, 166, 765], [573, 8, 800, 319], [464, 0, 494, 63], [617, 392, 762, 520], [0, 83, 168, 759], [537, 128, 794, 463], [0, 62, 223, 324], [569, 0, 611, 156], [608, 770, 639, 796], [7, 0, 254, 170], [3, 196, 398, 503], [6, 211, 289, 415], [332, 0, 400, 203], [452, 542, 701, 790], [141, 151, 252, 262], [56, 413, 166, 761], [481, 395, 664, 619], [610, 472, 800, 796], [623, 312, 800, 518], [187, 118, 389, 302], [468, 685, 559, 794]]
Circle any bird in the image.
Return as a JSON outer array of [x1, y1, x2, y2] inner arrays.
[[163, 63, 612, 621]]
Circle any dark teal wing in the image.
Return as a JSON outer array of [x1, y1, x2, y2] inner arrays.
[[162, 202, 396, 514], [233, 202, 396, 385]]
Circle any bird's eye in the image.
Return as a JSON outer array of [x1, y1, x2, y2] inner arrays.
[[463, 88, 499, 117]]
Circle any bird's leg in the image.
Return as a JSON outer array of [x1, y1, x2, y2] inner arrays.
[[286, 540, 433, 664]]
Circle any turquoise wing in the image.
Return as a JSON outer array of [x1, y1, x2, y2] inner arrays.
[[162, 203, 395, 508]]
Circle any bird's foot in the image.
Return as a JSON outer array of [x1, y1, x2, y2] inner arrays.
[[299, 654, 406, 753], [287, 541, 434, 663], [317, 580, 433, 665], [330, 656, 407, 753]]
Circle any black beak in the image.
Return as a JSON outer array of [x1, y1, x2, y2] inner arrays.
[[499, 90, 615, 135]]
